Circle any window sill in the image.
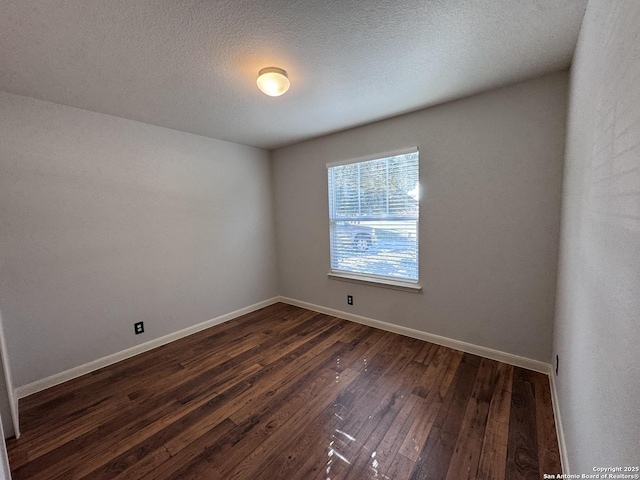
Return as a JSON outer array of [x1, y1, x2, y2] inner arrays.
[[327, 272, 422, 293]]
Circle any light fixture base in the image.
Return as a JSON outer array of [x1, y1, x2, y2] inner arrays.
[[258, 67, 287, 77]]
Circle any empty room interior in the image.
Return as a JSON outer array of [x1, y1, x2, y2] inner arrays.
[[0, 0, 638, 479]]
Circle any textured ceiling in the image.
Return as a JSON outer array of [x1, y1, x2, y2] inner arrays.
[[0, 0, 588, 149]]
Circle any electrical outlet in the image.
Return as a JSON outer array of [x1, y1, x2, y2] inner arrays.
[[347, 295, 353, 305], [134, 321, 144, 335], [555, 354, 559, 375]]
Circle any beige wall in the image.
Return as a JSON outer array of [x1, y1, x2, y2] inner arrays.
[[553, 0, 640, 473], [0, 92, 279, 388], [273, 72, 567, 362]]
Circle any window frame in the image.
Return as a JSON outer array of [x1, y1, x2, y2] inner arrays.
[[326, 148, 421, 291]]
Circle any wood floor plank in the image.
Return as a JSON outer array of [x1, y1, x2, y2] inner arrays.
[[373, 393, 422, 476], [308, 337, 425, 480], [139, 418, 251, 480], [8, 393, 134, 469], [346, 360, 427, 479], [86, 418, 236, 480], [409, 353, 482, 480], [210, 368, 361, 479], [477, 361, 514, 480], [529, 370, 562, 476], [14, 398, 183, 480], [6, 303, 561, 480], [225, 332, 353, 424], [399, 347, 464, 461], [505, 367, 540, 480], [155, 328, 372, 479], [413, 341, 436, 364], [252, 338, 415, 479], [250, 331, 410, 480], [162, 338, 348, 457], [386, 453, 416, 480], [444, 357, 498, 480]]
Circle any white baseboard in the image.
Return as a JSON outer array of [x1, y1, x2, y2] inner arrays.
[[549, 370, 570, 474], [278, 296, 552, 375], [16, 297, 279, 399]]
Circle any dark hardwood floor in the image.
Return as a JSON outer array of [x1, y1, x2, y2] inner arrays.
[[6, 303, 561, 479]]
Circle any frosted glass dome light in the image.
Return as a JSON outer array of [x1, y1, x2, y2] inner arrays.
[[257, 67, 290, 97]]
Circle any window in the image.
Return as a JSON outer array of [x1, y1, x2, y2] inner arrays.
[[327, 149, 419, 286]]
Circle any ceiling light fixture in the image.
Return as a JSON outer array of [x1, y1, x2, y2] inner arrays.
[[256, 67, 290, 97]]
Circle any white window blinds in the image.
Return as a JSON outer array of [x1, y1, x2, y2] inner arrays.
[[327, 150, 419, 283]]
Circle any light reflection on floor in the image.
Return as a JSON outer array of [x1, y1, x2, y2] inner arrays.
[[323, 356, 391, 479]]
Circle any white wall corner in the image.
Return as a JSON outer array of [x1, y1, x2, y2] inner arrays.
[[9, 389, 18, 440], [16, 297, 279, 399], [0, 414, 12, 480], [0, 310, 19, 439], [277, 296, 552, 374]]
